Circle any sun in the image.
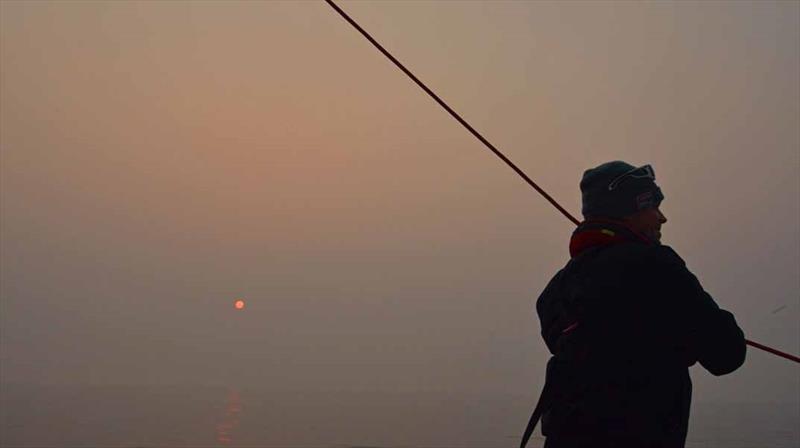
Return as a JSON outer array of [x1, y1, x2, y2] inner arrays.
[[234, 299, 245, 310]]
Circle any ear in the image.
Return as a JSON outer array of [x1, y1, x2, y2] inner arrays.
[[620, 210, 645, 230]]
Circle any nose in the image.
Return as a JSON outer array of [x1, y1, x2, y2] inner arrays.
[[659, 209, 667, 224]]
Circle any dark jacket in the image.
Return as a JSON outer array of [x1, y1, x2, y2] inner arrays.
[[536, 220, 746, 448]]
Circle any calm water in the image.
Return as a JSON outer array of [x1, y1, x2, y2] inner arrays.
[[1, 385, 797, 448]]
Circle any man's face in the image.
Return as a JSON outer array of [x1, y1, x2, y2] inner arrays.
[[623, 206, 667, 242]]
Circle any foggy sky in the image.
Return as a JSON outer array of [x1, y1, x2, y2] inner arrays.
[[1, 0, 798, 412]]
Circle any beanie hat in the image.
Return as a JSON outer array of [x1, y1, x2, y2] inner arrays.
[[580, 161, 664, 219]]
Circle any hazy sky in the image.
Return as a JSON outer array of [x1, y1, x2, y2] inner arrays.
[[1, 0, 798, 411]]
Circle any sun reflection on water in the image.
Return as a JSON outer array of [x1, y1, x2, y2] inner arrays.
[[216, 389, 242, 446]]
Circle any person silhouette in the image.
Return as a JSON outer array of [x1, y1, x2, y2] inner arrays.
[[523, 161, 746, 448]]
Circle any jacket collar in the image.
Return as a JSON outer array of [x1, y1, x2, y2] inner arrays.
[[569, 219, 653, 258]]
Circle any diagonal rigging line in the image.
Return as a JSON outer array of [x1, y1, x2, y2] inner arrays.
[[324, 0, 580, 226], [323, 0, 800, 365]]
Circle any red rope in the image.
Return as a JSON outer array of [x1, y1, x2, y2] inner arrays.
[[746, 339, 800, 363], [324, 0, 798, 365], [324, 0, 580, 227]]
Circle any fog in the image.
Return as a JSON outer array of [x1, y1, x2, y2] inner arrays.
[[1, 0, 797, 419]]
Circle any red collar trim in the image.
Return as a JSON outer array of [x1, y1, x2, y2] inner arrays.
[[569, 219, 652, 258]]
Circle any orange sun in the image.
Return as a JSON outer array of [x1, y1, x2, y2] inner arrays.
[[234, 299, 245, 310]]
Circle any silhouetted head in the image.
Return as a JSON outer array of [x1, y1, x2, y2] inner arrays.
[[580, 161, 667, 242]]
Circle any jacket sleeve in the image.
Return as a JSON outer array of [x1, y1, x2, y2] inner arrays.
[[536, 268, 566, 355], [647, 246, 746, 376]]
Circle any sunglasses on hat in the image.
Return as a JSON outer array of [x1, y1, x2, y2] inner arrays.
[[608, 164, 655, 191]]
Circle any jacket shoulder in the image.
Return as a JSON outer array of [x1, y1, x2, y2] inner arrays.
[[642, 244, 688, 269]]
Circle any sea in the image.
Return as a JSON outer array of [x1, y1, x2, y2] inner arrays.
[[1, 385, 797, 448]]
